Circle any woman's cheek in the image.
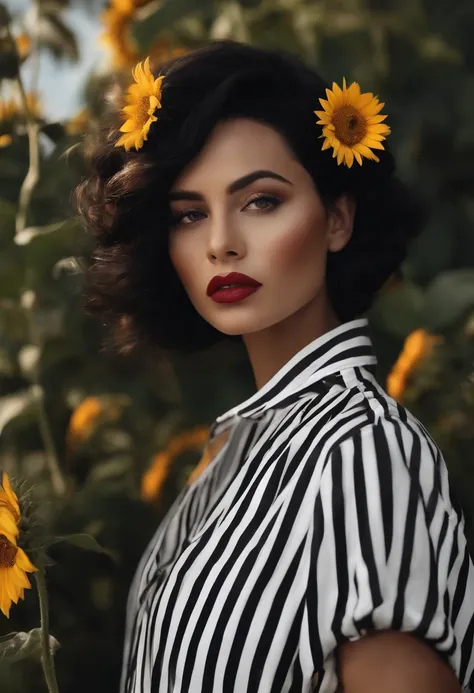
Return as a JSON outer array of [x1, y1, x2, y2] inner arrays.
[[266, 213, 327, 272]]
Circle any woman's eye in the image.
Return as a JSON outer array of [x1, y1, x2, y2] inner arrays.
[[245, 195, 282, 212], [171, 209, 205, 226]]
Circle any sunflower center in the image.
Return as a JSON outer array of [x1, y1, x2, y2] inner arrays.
[[136, 96, 152, 128], [0, 534, 17, 568], [332, 105, 367, 146]]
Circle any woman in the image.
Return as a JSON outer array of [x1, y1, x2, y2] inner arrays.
[[75, 41, 474, 693]]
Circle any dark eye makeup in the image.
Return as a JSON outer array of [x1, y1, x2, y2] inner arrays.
[[169, 193, 283, 227]]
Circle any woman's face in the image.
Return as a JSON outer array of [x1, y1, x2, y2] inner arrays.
[[168, 118, 353, 337]]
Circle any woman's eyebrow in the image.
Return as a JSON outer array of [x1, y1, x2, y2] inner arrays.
[[168, 169, 293, 202]]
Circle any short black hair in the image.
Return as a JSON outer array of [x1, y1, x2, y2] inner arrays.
[[75, 40, 424, 355]]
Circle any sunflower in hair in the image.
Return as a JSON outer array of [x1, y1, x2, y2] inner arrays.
[[315, 78, 390, 168], [115, 57, 164, 152]]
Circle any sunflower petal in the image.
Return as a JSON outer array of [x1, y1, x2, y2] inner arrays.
[[315, 110, 331, 122], [346, 81, 361, 102], [325, 88, 336, 106], [15, 547, 37, 573], [369, 123, 391, 134], [353, 149, 363, 166], [360, 100, 385, 117], [148, 95, 160, 112], [356, 92, 374, 109], [366, 114, 388, 124], [364, 139, 386, 150], [122, 105, 136, 117], [345, 148, 354, 168], [354, 143, 378, 160], [332, 81, 343, 99], [119, 119, 136, 133]]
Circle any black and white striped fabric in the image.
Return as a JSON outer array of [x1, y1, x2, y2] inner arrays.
[[121, 318, 474, 693]]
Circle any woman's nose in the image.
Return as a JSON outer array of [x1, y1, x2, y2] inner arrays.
[[206, 217, 246, 262]]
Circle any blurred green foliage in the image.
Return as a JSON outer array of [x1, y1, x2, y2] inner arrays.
[[0, 0, 474, 691]]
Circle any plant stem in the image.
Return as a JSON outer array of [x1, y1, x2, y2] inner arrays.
[[23, 303, 67, 497], [5, 10, 41, 237], [35, 388, 67, 496], [5, 12, 67, 496], [35, 563, 60, 693]]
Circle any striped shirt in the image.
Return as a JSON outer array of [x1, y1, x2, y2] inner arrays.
[[121, 318, 474, 693]]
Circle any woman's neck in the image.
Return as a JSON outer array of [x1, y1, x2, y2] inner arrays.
[[242, 293, 340, 391]]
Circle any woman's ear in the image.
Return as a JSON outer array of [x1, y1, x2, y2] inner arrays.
[[327, 194, 356, 253]]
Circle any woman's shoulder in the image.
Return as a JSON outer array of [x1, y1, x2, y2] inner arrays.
[[321, 399, 460, 521]]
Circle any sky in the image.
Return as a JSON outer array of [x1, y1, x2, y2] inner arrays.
[[6, 0, 105, 120]]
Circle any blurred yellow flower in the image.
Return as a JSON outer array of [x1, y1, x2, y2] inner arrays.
[[0, 92, 41, 123], [315, 78, 390, 167], [100, 0, 137, 68], [115, 57, 164, 151], [0, 472, 37, 618], [15, 33, 31, 60], [0, 134, 12, 148], [66, 396, 105, 451], [141, 426, 209, 503], [141, 452, 173, 504], [386, 329, 441, 402]]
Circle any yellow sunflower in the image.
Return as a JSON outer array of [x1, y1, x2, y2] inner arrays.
[[0, 533, 37, 618], [0, 473, 37, 618], [315, 78, 390, 168], [115, 57, 164, 152]]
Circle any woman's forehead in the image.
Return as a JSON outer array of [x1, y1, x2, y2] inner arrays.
[[171, 119, 298, 191]]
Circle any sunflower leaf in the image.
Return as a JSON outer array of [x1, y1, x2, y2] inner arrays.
[[423, 270, 474, 330], [0, 629, 59, 662], [0, 632, 18, 644], [50, 533, 119, 563]]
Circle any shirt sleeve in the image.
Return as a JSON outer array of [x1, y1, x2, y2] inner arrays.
[[307, 417, 474, 690]]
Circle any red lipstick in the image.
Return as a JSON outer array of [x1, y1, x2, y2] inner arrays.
[[207, 272, 262, 304]]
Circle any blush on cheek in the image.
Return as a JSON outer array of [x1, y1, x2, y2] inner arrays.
[[267, 215, 327, 270]]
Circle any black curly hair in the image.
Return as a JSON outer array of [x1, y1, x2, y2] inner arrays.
[[75, 40, 424, 355]]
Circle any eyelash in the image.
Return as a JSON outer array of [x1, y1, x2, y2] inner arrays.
[[170, 193, 282, 227]]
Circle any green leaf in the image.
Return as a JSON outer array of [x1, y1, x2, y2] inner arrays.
[[0, 387, 42, 435], [131, 0, 215, 50], [35, 11, 79, 62], [0, 629, 59, 663], [423, 270, 474, 330], [51, 533, 118, 563], [369, 281, 425, 339], [41, 121, 66, 144], [0, 632, 18, 645]]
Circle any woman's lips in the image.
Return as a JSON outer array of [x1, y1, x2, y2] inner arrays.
[[210, 285, 261, 304], [206, 272, 262, 304]]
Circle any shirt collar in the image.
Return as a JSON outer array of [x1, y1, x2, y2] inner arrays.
[[214, 318, 377, 426]]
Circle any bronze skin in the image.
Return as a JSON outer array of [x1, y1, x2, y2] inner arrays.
[[168, 118, 354, 388]]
